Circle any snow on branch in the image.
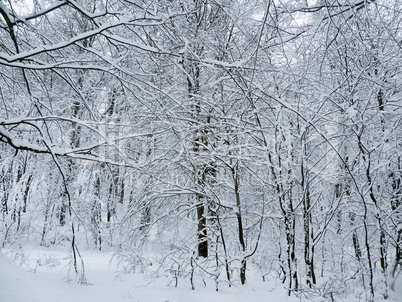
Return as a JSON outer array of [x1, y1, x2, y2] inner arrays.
[[5, 1, 68, 26], [0, 15, 179, 63]]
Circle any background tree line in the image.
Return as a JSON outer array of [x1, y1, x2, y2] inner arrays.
[[0, 0, 401, 300]]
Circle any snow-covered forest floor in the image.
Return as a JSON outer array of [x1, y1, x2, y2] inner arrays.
[[1, 246, 401, 302], [1, 0, 402, 301]]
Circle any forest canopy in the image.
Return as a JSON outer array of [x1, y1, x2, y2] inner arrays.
[[0, 0, 401, 300]]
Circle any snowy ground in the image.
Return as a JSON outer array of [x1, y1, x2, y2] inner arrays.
[[1, 247, 401, 302]]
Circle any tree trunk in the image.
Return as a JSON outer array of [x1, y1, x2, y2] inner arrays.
[[232, 162, 246, 284], [196, 194, 208, 258]]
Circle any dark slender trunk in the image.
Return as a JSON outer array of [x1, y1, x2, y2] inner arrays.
[[283, 194, 298, 295], [232, 163, 246, 284], [303, 186, 316, 287], [357, 135, 377, 300], [22, 175, 32, 213], [350, 213, 362, 262], [302, 159, 315, 287], [390, 168, 401, 283], [196, 195, 208, 257], [217, 214, 231, 286]]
